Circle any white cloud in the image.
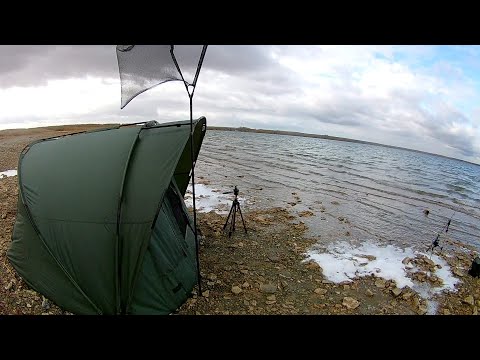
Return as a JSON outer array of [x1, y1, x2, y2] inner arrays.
[[0, 77, 118, 121], [0, 45, 479, 164]]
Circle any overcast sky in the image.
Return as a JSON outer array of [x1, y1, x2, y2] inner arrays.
[[1, 45, 479, 164]]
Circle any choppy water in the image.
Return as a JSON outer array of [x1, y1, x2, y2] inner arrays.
[[194, 130, 480, 251]]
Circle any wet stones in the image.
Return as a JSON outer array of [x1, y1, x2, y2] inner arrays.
[[259, 283, 277, 294], [375, 279, 386, 288], [305, 261, 321, 271], [41, 296, 50, 311], [266, 295, 276, 305], [463, 295, 475, 306], [4, 280, 14, 291], [417, 305, 427, 315], [267, 254, 281, 262], [453, 268, 464, 277], [342, 297, 360, 310], [298, 211, 314, 218], [314, 288, 328, 295], [231, 286, 242, 295], [391, 288, 402, 297]]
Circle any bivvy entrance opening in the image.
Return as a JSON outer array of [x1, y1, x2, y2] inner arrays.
[[7, 117, 207, 315]]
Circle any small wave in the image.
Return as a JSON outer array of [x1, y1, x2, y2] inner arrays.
[[446, 184, 467, 193], [200, 130, 480, 250]]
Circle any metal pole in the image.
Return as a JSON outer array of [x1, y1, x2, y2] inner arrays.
[[189, 94, 202, 295], [170, 45, 208, 296]]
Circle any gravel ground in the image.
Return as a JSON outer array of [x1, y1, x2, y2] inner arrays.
[[1, 125, 479, 315]]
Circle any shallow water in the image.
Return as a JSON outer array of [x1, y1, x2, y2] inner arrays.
[[194, 130, 480, 252]]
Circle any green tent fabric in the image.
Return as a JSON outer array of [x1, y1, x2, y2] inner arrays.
[[7, 117, 207, 315]]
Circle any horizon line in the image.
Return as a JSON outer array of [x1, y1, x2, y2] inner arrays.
[[209, 125, 480, 167]]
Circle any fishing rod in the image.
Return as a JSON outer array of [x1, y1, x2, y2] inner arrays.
[[427, 211, 455, 254]]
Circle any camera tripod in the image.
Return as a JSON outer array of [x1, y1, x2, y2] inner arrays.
[[223, 186, 247, 238]]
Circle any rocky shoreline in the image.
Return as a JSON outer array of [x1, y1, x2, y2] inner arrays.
[[1, 125, 479, 315], [175, 209, 480, 315]]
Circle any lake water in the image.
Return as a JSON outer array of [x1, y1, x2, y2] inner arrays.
[[193, 130, 480, 252]]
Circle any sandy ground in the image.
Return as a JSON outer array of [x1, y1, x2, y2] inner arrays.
[[1, 125, 479, 315]]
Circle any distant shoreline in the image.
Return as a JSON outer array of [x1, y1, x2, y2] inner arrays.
[[1, 123, 477, 167], [208, 126, 480, 167]]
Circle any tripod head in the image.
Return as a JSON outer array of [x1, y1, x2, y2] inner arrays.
[[223, 185, 240, 198]]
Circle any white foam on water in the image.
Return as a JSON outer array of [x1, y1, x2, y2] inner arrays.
[[404, 256, 458, 292], [411, 282, 439, 315], [305, 239, 462, 314], [305, 240, 416, 288], [427, 253, 460, 292], [184, 183, 244, 214], [0, 170, 17, 178], [410, 252, 460, 314], [426, 300, 439, 315]]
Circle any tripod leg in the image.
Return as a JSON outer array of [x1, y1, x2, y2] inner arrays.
[[236, 201, 247, 234], [223, 201, 236, 231], [228, 205, 235, 238], [232, 202, 237, 233]]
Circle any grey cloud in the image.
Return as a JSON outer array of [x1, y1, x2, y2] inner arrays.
[[202, 46, 300, 94], [0, 45, 117, 87], [278, 86, 479, 161], [411, 103, 478, 157], [422, 121, 477, 158], [0, 95, 173, 129], [203, 46, 276, 74], [307, 109, 367, 127], [287, 96, 389, 128], [0, 45, 295, 89], [1, 45, 479, 164]]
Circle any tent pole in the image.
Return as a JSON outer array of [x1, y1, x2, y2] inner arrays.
[[189, 94, 202, 295], [187, 45, 207, 296], [169, 45, 207, 296]]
